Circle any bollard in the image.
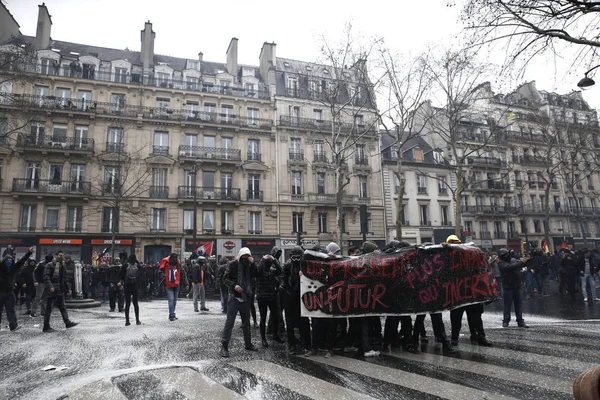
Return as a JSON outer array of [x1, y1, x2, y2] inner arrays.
[[74, 261, 83, 300], [573, 366, 600, 400]]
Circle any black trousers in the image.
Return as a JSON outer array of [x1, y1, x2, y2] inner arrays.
[[450, 303, 485, 340], [413, 313, 447, 343], [222, 296, 252, 347], [284, 291, 310, 349], [383, 316, 414, 346], [258, 296, 281, 340], [109, 283, 124, 311], [0, 291, 17, 329], [310, 318, 338, 351], [44, 293, 70, 328], [124, 284, 139, 322]]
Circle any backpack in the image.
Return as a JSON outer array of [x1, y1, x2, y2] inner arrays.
[[126, 263, 139, 283]]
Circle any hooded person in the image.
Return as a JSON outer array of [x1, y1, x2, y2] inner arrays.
[[0, 247, 34, 331], [159, 253, 187, 321], [42, 250, 79, 332], [119, 254, 141, 326], [281, 246, 311, 355], [326, 242, 341, 256], [189, 256, 209, 312], [220, 247, 259, 357], [256, 246, 285, 348]]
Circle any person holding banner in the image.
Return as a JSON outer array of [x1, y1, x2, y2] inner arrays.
[[282, 246, 311, 355], [256, 246, 285, 348]]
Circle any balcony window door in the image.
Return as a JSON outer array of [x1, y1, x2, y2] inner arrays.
[[34, 86, 49, 107], [155, 98, 171, 117], [249, 211, 262, 234], [290, 106, 300, 124], [222, 210, 234, 232], [290, 138, 302, 159], [104, 166, 121, 194], [186, 102, 199, 119], [184, 134, 197, 156], [494, 221, 503, 237], [359, 176, 368, 198], [20, 205, 37, 231], [40, 58, 52, 75], [151, 208, 167, 232], [221, 173, 232, 197], [248, 108, 259, 126], [316, 173, 326, 194], [56, 88, 71, 108], [110, 94, 125, 114], [222, 137, 233, 159], [114, 67, 127, 83], [417, 175, 427, 193], [153, 131, 168, 154], [71, 164, 86, 191], [29, 123, 45, 145], [291, 171, 302, 195], [152, 168, 167, 189], [76, 90, 92, 111], [356, 144, 366, 163], [420, 205, 428, 225], [318, 213, 328, 233], [287, 78, 298, 97], [102, 207, 119, 233], [74, 125, 88, 149], [441, 205, 449, 225], [292, 212, 304, 233], [203, 135, 216, 151], [248, 174, 260, 200], [221, 105, 234, 123], [248, 139, 260, 161], [204, 103, 216, 121], [45, 207, 60, 231], [25, 163, 41, 190], [184, 170, 196, 197], [438, 176, 448, 194], [314, 109, 323, 123], [202, 210, 215, 233], [67, 206, 82, 232], [183, 210, 194, 231], [48, 164, 63, 190], [157, 73, 170, 87], [107, 127, 123, 152], [186, 76, 198, 90], [480, 221, 489, 237], [203, 171, 215, 199], [52, 124, 67, 145]]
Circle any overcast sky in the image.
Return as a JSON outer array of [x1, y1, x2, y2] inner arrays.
[[5, 0, 600, 108]]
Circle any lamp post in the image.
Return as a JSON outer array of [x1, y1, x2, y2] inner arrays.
[[191, 160, 201, 243], [577, 65, 600, 88]]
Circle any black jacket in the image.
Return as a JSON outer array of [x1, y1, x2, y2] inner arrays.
[[34, 261, 46, 283], [20, 261, 36, 289], [43, 260, 68, 294], [189, 263, 201, 284], [0, 251, 32, 292], [256, 256, 282, 299], [119, 263, 140, 285], [223, 259, 256, 298], [282, 259, 302, 294], [577, 256, 598, 275], [498, 257, 526, 290], [217, 259, 229, 286], [105, 264, 122, 284]]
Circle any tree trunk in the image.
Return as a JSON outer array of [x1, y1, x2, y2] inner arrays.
[[395, 150, 405, 240], [335, 167, 344, 252], [543, 183, 551, 252], [454, 169, 463, 237]]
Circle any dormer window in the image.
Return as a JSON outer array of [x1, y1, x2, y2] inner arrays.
[[433, 150, 444, 164], [323, 69, 329, 74], [412, 147, 423, 163], [283, 62, 290, 68], [187, 60, 200, 70], [69, 52, 80, 56], [306, 66, 313, 72]]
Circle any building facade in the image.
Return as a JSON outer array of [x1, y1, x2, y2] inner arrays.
[[0, 3, 384, 261]]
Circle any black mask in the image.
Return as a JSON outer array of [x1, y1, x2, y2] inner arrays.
[[241, 257, 250, 267], [291, 256, 301, 263]]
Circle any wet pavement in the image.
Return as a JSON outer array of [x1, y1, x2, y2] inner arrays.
[[1, 283, 599, 400]]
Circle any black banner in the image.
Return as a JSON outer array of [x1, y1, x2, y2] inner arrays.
[[300, 244, 499, 318]]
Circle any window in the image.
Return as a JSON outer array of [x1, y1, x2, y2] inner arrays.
[[316, 173, 326, 194], [533, 220, 541, 233], [222, 210, 234, 232], [152, 167, 167, 188], [102, 207, 119, 233], [441, 205, 449, 225], [290, 138, 302, 160], [20, 205, 37, 231], [70, 164, 86, 191], [48, 164, 63, 186], [287, 77, 298, 96], [479, 221, 489, 236], [355, 115, 364, 127], [248, 139, 260, 161], [248, 174, 261, 200], [359, 176, 368, 198], [156, 98, 171, 117], [290, 106, 300, 124], [40, 58, 53, 75], [110, 93, 125, 114], [52, 124, 67, 142], [151, 208, 167, 232], [221, 172, 232, 197], [76, 90, 92, 111], [291, 171, 302, 195], [530, 195, 537, 210], [420, 205, 428, 225], [438, 176, 448, 194], [314, 109, 323, 122], [221, 105, 234, 123], [34, 86, 49, 107], [356, 144, 367, 164], [401, 205, 407, 225], [204, 103, 216, 121], [202, 210, 215, 232], [25, 162, 41, 189], [520, 219, 527, 233], [588, 175, 594, 190], [247, 108, 259, 126], [417, 175, 427, 193], [55, 87, 71, 108], [222, 137, 233, 159], [107, 127, 124, 152], [341, 213, 347, 233], [249, 211, 262, 234], [114, 67, 127, 83], [292, 212, 304, 233], [74, 125, 88, 149], [318, 213, 328, 233], [183, 210, 194, 231], [186, 102, 199, 119], [412, 147, 423, 162], [464, 220, 473, 234], [591, 198, 597, 211], [44, 207, 60, 231], [66, 206, 82, 232], [104, 166, 121, 194], [157, 72, 170, 86], [433, 150, 444, 164]]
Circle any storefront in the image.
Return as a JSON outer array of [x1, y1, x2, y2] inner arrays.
[[279, 238, 319, 260], [183, 239, 216, 260], [90, 238, 135, 264], [552, 236, 574, 251], [216, 238, 242, 260], [241, 238, 276, 258], [39, 238, 83, 261], [0, 236, 38, 260]]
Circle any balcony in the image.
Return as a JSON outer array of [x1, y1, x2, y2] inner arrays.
[[13, 179, 91, 196], [149, 186, 169, 199], [18, 225, 36, 232], [247, 190, 263, 202], [420, 221, 432, 226], [355, 156, 369, 166], [494, 231, 506, 239], [148, 108, 273, 131], [152, 145, 169, 156], [247, 152, 262, 162], [506, 132, 545, 144], [177, 186, 241, 201], [518, 155, 546, 166], [313, 152, 328, 163], [467, 157, 506, 167], [178, 146, 242, 163], [308, 193, 358, 205], [441, 221, 453, 227], [479, 231, 492, 239], [279, 116, 377, 136], [17, 135, 94, 154], [102, 184, 121, 196], [289, 150, 305, 162], [417, 187, 427, 194], [508, 232, 520, 239], [66, 226, 82, 233], [105, 142, 125, 153]]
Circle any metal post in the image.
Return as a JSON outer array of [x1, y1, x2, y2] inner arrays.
[[74, 261, 83, 299]]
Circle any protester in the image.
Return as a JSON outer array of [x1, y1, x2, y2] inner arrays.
[[119, 254, 141, 326], [159, 253, 187, 321], [578, 249, 599, 302], [32, 255, 53, 318], [220, 247, 258, 357], [498, 248, 529, 328], [43, 250, 78, 333], [190, 257, 209, 312], [20, 258, 36, 316], [282, 246, 311, 355], [0, 247, 34, 331], [256, 246, 285, 348], [106, 262, 124, 312]]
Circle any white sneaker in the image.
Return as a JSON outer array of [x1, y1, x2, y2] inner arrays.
[[364, 350, 380, 357], [584, 297, 588, 302]]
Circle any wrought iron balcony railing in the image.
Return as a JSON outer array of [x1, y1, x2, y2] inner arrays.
[[149, 186, 169, 199], [178, 146, 241, 161], [13, 178, 91, 195], [177, 186, 241, 201], [17, 134, 94, 152], [279, 116, 377, 135], [247, 190, 263, 202]]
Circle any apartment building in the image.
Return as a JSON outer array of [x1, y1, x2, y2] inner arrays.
[[0, 3, 385, 261], [380, 133, 455, 244]]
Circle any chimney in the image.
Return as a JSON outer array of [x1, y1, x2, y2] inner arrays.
[[34, 3, 52, 50], [198, 52, 203, 62], [140, 21, 155, 70], [226, 38, 238, 76], [259, 42, 276, 86]]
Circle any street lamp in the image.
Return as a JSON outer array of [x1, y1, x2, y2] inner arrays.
[[191, 160, 202, 243], [577, 65, 600, 88]]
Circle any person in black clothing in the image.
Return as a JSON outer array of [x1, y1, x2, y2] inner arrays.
[[145, 263, 155, 300], [2, 245, 16, 258], [498, 248, 530, 328], [20, 259, 36, 316], [43, 250, 78, 332], [32, 255, 52, 318], [120, 254, 141, 326], [106, 262, 124, 312], [219, 247, 258, 357], [282, 246, 311, 355], [63, 255, 75, 300], [217, 257, 229, 313], [256, 246, 285, 348], [0, 247, 33, 331], [558, 249, 578, 299]]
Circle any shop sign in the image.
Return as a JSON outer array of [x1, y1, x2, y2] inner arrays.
[[91, 239, 133, 245], [281, 238, 319, 247], [39, 238, 83, 245]]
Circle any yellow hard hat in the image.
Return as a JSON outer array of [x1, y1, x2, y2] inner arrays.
[[446, 235, 461, 243]]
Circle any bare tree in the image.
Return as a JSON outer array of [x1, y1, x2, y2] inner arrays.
[[456, 0, 600, 73], [90, 122, 152, 259], [418, 49, 506, 237], [378, 48, 432, 240]]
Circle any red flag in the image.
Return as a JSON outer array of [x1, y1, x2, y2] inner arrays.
[[195, 242, 213, 257]]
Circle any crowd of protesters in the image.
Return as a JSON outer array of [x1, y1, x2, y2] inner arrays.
[[1, 238, 598, 361]]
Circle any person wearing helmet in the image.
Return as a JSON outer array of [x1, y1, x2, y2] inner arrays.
[[220, 247, 259, 357], [498, 248, 530, 328], [281, 246, 310, 355]]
